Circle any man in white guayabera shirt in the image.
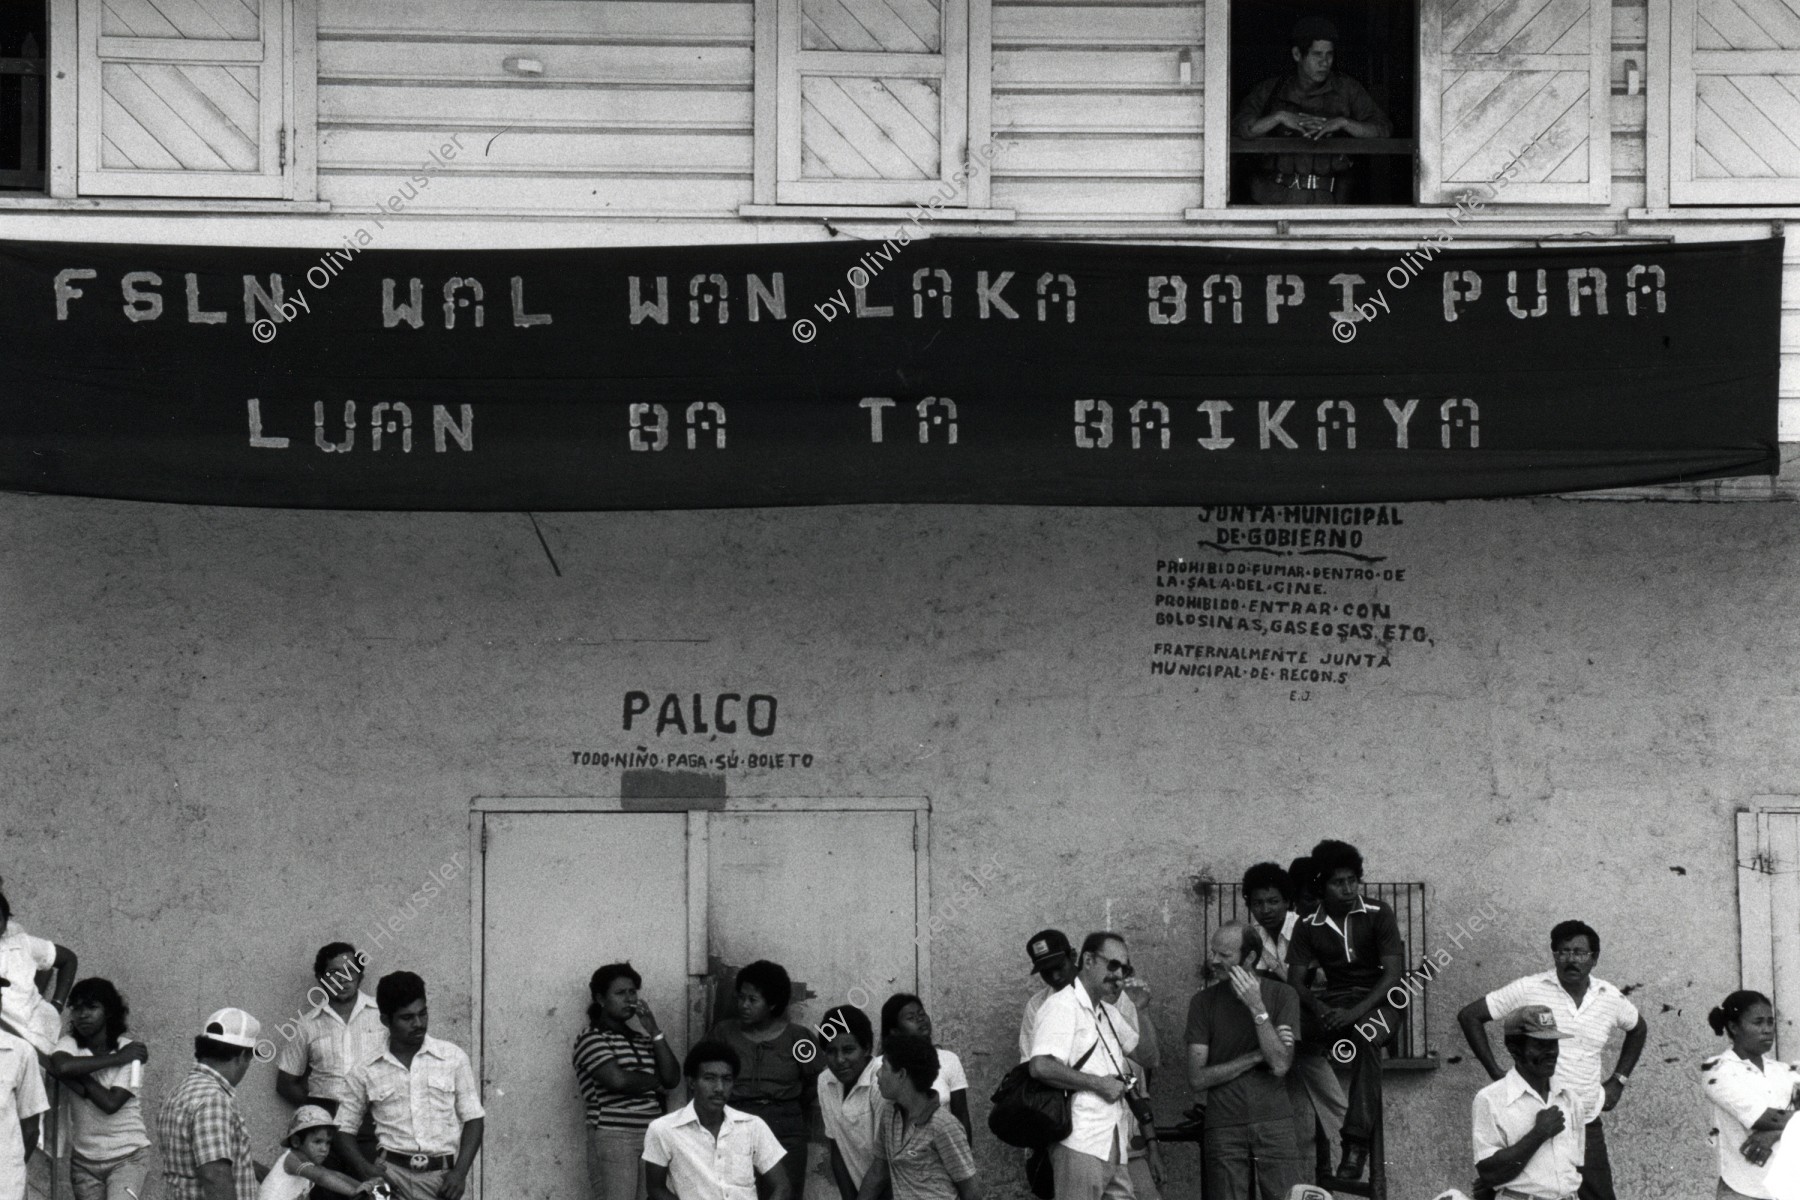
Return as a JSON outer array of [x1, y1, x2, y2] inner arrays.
[[1027, 932, 1139, 1200], [1457, 921, 1647, 1200]]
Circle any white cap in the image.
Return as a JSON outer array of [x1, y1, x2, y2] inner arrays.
[[1432, 1192, 1474, 1200], [1285, 1188, 1334, 1200], [201, 1007, 262, 1049]]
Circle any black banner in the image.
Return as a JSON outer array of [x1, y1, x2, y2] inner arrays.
[[0, 235, 1780, 509]]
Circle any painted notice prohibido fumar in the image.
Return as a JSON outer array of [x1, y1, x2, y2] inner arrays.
[[0, 236, 1779, 509]]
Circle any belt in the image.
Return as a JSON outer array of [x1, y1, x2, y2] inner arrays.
[[1274, 172, 1336, 191], [381, 1150, 456, 1172]]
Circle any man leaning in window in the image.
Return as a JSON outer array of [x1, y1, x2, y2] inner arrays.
[[1232, 18, 1393, 205]]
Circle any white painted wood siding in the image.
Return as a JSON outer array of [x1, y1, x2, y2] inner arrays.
[[990, 0, 1203, 218], [316, 1, 755, 217]]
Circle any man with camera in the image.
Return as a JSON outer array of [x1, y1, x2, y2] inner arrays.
[[1026, 932, 1141, 1200], [1186, 923, 1303, 1200]]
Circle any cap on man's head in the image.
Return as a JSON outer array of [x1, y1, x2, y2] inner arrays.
[[201, 1007, 262, 1049], [1502, 1004, 1572, 1040], [286, 1105, 338, 1140], [1026, 929, 1074, 973], [1291, 16, 1340, 48]]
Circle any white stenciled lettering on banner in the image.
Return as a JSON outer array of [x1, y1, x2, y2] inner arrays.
[[1150, 506, 1429, 698]]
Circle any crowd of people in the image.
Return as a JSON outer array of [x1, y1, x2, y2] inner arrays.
[[0, 846, 1797, 1200]]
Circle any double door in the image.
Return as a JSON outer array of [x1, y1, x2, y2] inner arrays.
[[477, 803, 927, 1200]]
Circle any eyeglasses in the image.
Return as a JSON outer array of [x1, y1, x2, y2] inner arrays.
[[1097, 957, 1135, 978], [1552, 949, 1594, 960]]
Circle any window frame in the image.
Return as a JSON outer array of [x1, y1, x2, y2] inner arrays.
[[35, 0, 317, 204], [751, 0, 992, 211], [1201, 0, 1611, 212]]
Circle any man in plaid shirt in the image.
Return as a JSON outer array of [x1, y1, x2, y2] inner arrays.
[[159, 1008, 266, 1200]]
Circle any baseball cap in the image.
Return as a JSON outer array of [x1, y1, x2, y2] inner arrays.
[[1287, 1186, 1335, 1200], [201, 1007, 262, 1049], [1026, 929, 1074, 973], [1502, 1004, 1572, 1039], [287, 1105, 337, 1140]]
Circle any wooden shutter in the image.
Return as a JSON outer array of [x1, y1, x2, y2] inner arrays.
[[78, 0, 289, 197], [774, 0, 969, 204], [1671, 0, 1800, 202], [1420, 0, 1611, 203]]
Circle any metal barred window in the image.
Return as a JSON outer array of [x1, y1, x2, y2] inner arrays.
[[1199, 880, 1437, 1066]]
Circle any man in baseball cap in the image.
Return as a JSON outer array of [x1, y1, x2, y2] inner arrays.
[[1017, 931, 1078, 1060], [158, 1008, 264, 1200], [1471, 1006, 1583, 1200]]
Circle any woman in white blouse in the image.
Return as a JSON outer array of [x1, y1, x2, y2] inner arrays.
[[1702, 990, 1800, 1199]]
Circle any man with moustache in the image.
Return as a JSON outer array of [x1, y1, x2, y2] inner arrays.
[[1028, 933, 1139, 1200], [644, 1042, 791, 1200], [335, 972, 484, 1200], [277, 943, 384, 1172], [1458, 922, 1645, 1200]]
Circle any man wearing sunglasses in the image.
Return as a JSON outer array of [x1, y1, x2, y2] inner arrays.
[[1027, 932, 1141, 1200], [1456, 921, 1646, 1200]]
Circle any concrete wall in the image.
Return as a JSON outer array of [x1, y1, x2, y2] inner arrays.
[[4, 494, 1794, 1199]]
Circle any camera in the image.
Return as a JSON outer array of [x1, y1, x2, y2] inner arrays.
[[1124, 1090, 1156, 1127]]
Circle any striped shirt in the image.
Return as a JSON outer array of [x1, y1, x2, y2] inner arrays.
[[1485, 971, 1639, 1123], [878, 1102, 976, 1200], [273, 992, 386, 1106], [158, 1063, 257, 1200], [574, 1027, 663, 1129]]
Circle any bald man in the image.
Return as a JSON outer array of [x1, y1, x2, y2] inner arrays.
[[1185, 924, 1304, 1200]]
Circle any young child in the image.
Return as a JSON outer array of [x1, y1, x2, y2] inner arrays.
[[259, 1107, 382, 1200], [44, 979, 150, 1200]]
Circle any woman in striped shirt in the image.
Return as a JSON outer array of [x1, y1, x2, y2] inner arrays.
[[573, 963, 682, 1200]]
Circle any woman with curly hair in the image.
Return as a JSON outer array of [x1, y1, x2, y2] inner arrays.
[[705, 960, 822, 1196]]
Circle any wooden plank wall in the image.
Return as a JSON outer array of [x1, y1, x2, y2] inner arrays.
[[315, 1, 756, 217], [989, 0, 1204, 218], [319, 0, 1657, 221]]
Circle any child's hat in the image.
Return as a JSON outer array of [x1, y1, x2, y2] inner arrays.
[[287, 1105, 338, 1140]]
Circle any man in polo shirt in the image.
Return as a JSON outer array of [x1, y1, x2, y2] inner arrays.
[[277, 942, 385, 1169], [158, 1007, 265, 1200], [1457, 921, 1646, 1200], [1186, 923, 1301, 1200], [643, 1040, 790, 1200], [335, 972, 484, 1200], [1286, 839, 1404, 1184], [1244, 863, 1348, 1167], [1472, 1006, 1585, 1200], [0, 978, 49, 1200], [1028, 931, 1139, 1200]]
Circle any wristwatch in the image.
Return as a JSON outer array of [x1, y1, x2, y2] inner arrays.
[[1609, 1072, 1627, 1085], [1252, 1011, 1269, 1024]]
